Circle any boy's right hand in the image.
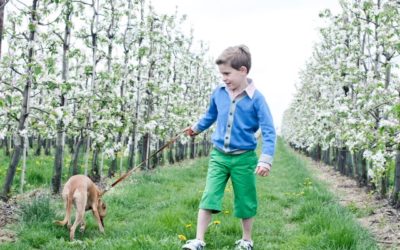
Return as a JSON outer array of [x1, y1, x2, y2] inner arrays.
[[184, 126, 198, 137]]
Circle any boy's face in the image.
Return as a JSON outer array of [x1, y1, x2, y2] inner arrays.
[[218, 64, 248, 92]]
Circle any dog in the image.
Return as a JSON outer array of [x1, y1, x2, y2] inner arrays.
[[55, 175, 107, 240]]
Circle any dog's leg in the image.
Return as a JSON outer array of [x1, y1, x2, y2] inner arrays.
[[66, 196, 73, 228], [69, 191, 86, 241], [92, 206, 105, 233], [79, 218, 86, 233]]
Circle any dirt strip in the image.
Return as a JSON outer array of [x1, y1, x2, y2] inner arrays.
[[304, 157, 400, 249], [0, 199, 18, 243]]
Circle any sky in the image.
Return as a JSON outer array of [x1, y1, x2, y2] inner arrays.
[[151, 0, 342, 131]]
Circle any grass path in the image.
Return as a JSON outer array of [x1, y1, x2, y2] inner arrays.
[[1, 139, 377, 249]]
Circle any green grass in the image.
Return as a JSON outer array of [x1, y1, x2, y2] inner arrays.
[[0, 138, 378, 249]]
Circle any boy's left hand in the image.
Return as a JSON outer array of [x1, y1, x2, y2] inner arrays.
[[255, 165, 270, 177]]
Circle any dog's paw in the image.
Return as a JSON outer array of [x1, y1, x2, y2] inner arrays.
[[54, 220, 65, 226]]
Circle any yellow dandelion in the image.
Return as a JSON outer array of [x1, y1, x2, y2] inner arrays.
[[223, 210, 230, 215], [213, 220, 221, 225], [178, 234, 187, 241], [185, 223, 192, 228]]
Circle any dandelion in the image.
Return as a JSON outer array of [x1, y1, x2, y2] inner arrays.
[[178, 234, 187, 241], [223, 210, 230, 215], [185, 224, 192, 228], [213, 220, 221, 225]]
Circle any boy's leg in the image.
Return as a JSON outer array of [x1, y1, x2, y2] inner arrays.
[[241, 217, 253, 241], [196, 209, 212, 241], [230, 151, 258, 243], [230, 151, 258, 219]]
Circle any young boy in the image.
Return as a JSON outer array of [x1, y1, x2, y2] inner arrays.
[[182, 45, 276, 250]]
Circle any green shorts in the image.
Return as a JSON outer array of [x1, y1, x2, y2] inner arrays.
[[199, 148, 258, 219]]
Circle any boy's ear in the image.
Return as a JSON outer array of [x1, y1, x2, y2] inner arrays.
[[239, 66, 248, 74]]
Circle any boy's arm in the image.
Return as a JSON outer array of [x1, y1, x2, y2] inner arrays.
[[187, 90, 218, 136], [255, 95, 276, 170]]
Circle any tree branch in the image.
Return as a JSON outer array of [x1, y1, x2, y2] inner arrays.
[[52, 30, 64, 43], [10, 66, 23, 76], [0, 0, 10, 9], [30, 106, 51, 116], [72, 0, 93, 7], [2, 81, 23, 94]]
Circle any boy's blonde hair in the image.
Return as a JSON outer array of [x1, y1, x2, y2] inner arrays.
[[215, 45, 251, 73]]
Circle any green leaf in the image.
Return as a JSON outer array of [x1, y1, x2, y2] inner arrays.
[[28, 23, 36, 32], [47, 81, 57, 90], [392, 104, 400, 119], [84, 65, 93, 76], [395, 42, 400, 53], [34, 65, 42, 76], [138, 46, 148, 59], [61, 82, 72, 92]]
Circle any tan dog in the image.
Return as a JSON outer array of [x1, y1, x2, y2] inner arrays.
[[55, 175, 107, 240]]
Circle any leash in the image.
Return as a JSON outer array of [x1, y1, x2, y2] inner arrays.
[[103, 129, 187, 194]]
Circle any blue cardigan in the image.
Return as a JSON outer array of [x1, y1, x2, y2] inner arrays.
[[194, 84, 276, 167]]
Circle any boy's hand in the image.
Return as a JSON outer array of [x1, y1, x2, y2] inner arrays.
[[255, 165, 270, 177], [184, 126, 198, 137]]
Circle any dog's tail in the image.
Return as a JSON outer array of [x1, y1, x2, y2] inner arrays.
[[55, 193, 73, 227]]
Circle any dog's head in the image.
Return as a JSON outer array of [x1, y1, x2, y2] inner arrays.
[[97, 198, 107, 227]]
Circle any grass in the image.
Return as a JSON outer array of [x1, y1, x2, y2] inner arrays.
[[0, 138, 378, 249]]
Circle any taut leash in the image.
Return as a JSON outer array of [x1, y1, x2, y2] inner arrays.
[[103, 129, 186, 194]]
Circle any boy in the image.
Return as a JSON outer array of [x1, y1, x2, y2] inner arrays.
[[182, 45, 276, 250]]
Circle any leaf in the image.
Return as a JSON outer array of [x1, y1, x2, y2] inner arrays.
[[392, 104, 400, 119], [34, 65, 42, 76], [395, 42, 400, 53], [28, 23, 36, 32], [47, 81, 57, 90], [84, 65, 93, 76]]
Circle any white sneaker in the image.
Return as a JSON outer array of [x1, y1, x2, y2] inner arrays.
[[235, 239, 253, 250], [182, 239, 206, 250]]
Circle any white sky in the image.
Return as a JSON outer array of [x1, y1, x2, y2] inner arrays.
[[151, 0, 341, 130]]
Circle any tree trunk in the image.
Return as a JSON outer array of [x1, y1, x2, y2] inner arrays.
[[90, 146, 100, 182], [0, 0, 6, 59], [108, 156, 117, 177], [35, 135, 42, 156], [352, 151, 359, 181], [51, 0, 72, 194], [44, 139, 51, 155], [190, 137, 195, 159], [5, 135, 10, 157], [108, 133, 121, 177], [20, 136, 28, 193], [68, 136, 74, 154], [158, 139, 164, 166], [168, 142, 174, 164], [0, 0, 37, 201], [380, 170, 389, 198], [127, 130, 136, 169], [360, 151, 368, 186], [71, 133, 83, 175], [84, 134, 91, 176], [52, 124, 65, 194], [338, 148, 346, 175], [141, 133, 150, 170], [391, 150, 400, 207]]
